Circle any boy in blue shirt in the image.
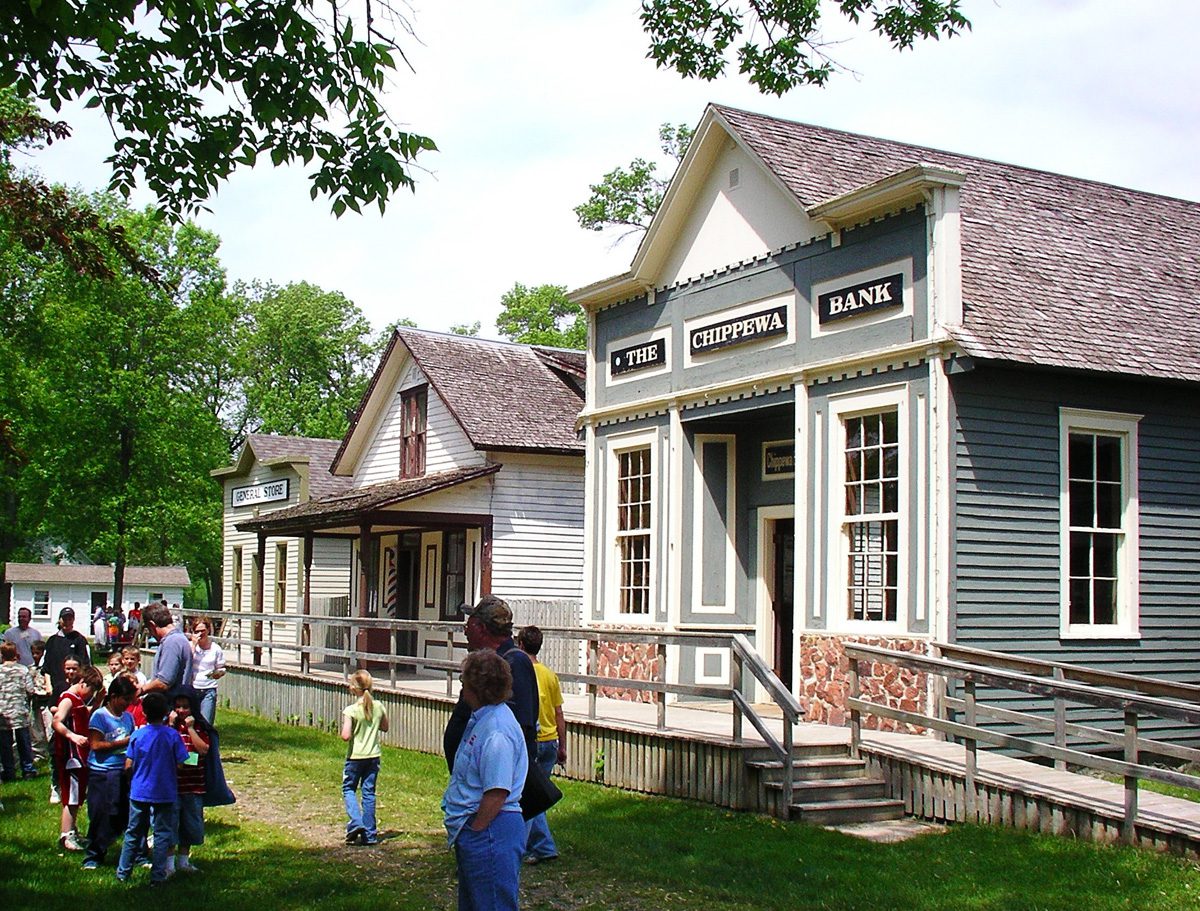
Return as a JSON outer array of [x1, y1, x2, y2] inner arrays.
[[83, 675, 137, 870], [116, 691, 187, 884]]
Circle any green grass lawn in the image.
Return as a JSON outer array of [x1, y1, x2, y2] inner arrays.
[[3, 709, 1200, 910]]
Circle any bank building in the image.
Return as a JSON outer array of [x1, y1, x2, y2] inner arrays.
[[571, 104, 1200, 740]]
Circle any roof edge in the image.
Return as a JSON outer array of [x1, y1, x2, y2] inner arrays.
[[807, 164, 967, 229]]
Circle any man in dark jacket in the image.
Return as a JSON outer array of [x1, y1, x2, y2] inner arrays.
[[443, 595, 538, 770]]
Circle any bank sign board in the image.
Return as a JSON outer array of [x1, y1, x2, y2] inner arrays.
[[690, 304, 789, 355], [610, 338, 667, 376], [817, 273, 904, 324], [232, 478, 290, 508]]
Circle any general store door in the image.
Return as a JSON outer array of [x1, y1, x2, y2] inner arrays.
[[771, 519, 795, 690]]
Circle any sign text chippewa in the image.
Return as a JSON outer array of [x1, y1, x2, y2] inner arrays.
[[818, 273, 903, 324], [690, 304, 789, 355]]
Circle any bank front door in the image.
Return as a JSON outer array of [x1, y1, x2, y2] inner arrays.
[[772, 519, 795, 690]]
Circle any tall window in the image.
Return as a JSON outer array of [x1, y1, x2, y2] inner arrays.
[[843, 410, 900, 623], [400, 385, 428, 479], [232, 547, 243, 611], [441, 530, 467, 620], [274, 542, 288, 612], [32, 589, 50, 618], [1061, 410, 1139, 636], [617, 446, 652, 615]]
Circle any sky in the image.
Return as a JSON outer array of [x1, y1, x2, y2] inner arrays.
[[27, 0, 1200, 337]]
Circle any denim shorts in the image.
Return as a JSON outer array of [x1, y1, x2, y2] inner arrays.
[[176, 792, 205, 847]]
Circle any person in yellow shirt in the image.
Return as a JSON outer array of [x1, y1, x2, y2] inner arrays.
[[516, 626, 565, 864]]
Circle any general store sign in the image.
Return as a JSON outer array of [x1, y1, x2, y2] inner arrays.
[[690, 304, 789, 355], [232, 478, 290, 508], [610, 338, 666, 376], [817, 273, 903, 323]]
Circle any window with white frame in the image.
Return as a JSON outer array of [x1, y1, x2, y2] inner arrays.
[[32, 589, 50, 618], [842, 409, 900, 623], [1061, 409, 1140, 637], [616, 445, 652, 615]]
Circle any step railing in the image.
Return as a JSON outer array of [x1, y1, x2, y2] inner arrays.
[[844, 642, 1200, 842]]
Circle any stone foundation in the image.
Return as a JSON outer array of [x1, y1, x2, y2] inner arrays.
[[798, 634, 929, 734], [594, 637, 660, 703]]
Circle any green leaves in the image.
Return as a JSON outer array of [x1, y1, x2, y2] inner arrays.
[[0, 1, 433, 218], [496, 283, 586, 350], [641, 0, 971, 94]]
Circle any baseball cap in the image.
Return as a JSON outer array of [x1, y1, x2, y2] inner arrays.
[[460, 595, 513, 633], [59, 607, 75, 619]]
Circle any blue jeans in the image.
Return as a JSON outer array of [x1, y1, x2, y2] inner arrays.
[[454, 810, 524, 911], [196, 688, 219, 725], [342, 757, 379, 841], [117, 799, 176, 883], [0, 727, 35, 778], [524, 740, 559, 859]]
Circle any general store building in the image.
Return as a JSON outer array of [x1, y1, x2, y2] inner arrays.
[[571, 105, 1200, 739], [223, 329, 586, 665]]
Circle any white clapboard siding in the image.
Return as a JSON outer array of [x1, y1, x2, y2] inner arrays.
[[222, 463, 303, 612], [489, 454, 585, 600], [308, 537, 352, 602], [354, 358, 482, 488]]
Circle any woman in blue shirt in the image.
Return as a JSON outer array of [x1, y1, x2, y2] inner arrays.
[[443, 650, 528, 911]]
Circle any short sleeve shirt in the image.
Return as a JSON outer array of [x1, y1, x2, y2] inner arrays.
[[343, 701, 387, 760], [2, 626, 41, 666], [127, 723, 188, 803], [88, 707, 135, 771], [532, 662, 564, 742], [441, 703, 528, 846], [151, 629, 194, 698]]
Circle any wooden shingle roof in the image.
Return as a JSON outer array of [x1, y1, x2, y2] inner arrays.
[[396, 329, 584, 454], [716, 105, 1200, 384], [5, 563, 191, 587], [241, 434, 353, 499]]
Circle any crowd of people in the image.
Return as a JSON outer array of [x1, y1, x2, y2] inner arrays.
[[4, 592, 568, 909], [0, 601, 233, 884]]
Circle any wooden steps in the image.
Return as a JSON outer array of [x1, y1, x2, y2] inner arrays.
[[747, 747, 907, 825]]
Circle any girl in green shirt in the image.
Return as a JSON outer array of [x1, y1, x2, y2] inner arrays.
[[340, 671, 388, 846]]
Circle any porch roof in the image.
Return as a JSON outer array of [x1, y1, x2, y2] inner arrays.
[[234, 464, 501, 535]]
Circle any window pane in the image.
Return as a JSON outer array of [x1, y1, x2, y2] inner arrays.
[[1069, 578, 1091, 624], [1092, 579, 1116, 625], [1093, 532, 1118, 579], [846, 485, 861, 515], [882, 411, 899, 445], [862, 483, 881, 514], [883, 481, 898, 513], [846, 417, 862, 449], [1069, 480, 1094, 527], [1068, 434, 1094, 480], [846, 450, 862, 482], [865, 416, 881, 448], [864, 448, 880, 480], [1069, 531, 1091, 577], [883, 445, 899, 477], [1095, 435, 1121, 482], [1096, 481, 1121, 528]]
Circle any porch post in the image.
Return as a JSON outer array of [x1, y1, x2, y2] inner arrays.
[[301, 531, 313, 674], [480, 517, 493, 595], [357, 523, 371, 669], [791, 377, 809, 699], [253, 532, 266, 665]]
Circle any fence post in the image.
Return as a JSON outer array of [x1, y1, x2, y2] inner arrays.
[[1123, 709, 1139, 845], [655, 641, 667, 731], [731, 649, 744, 743], [964, 677, 977, 823], [446, 629, 455, 696], [782, 714, 795, 819], [587, 638, 598, 721], [1053, 666, 1067, 770], [848, 656, 861, 759], [266, 616, 273, 670]]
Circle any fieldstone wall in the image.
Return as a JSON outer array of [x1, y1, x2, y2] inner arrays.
[[798, 634, 929, 734], [594, 635, 660, 703]]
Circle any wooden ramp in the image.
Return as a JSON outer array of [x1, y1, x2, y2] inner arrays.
[[215, 660, 1200, 853]]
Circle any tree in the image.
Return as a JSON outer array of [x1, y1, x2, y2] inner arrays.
[[640, 0, 971, 95], [575, 123, 693, 238], [496, 283, 585, 350], [1, 1, 434, 219], [238, 281, 376, 440], [450, 321, 481, 337]]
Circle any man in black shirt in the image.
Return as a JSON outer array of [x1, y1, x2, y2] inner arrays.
[[443, 595, 538, 771], [44, 607, 92, 699]]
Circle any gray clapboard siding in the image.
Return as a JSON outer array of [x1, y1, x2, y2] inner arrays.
[[951, 366, 1200, 744]]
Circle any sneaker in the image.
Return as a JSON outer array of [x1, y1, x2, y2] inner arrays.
[[140, 860, 154, 869], [60, 833, 85, 852], [345, 827, 365, 846], [523, 854, 558, 865], [177, 860, 201, 874], [81, 860, 99, 871]]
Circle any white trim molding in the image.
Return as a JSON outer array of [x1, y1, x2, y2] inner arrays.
[[604, 427, 661, 624], [1058, 408, 1142, 640], [691, 434, 737, 614]]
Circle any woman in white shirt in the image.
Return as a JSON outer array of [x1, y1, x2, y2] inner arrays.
[[190, 619, 226, 724]]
